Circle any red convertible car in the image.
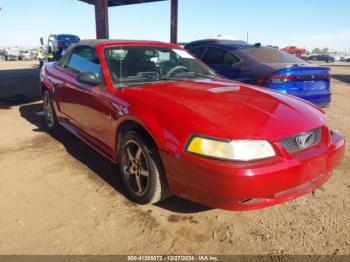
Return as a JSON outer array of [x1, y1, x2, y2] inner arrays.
[[40, 40, 345, 211]]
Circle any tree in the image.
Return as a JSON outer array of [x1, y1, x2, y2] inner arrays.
[[312, 48, 321, 54], [321, 48, 329, 54]]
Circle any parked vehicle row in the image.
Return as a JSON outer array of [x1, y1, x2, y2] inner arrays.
[[307, 54, 335, 63], [304, 54, 350, 63], [185, 39, 331, 108], [40, 40, 345, 211], [280, 46, 349, 63], [0, 34, 81, 65], [0, 48, 39, 61]]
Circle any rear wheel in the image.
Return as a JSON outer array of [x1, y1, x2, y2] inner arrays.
[[43, 91, 59, 131], [118, 131, 169, 204]]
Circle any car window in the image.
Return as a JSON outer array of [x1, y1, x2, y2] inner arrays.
[[189, 46, 207, 59], [202, 47, 226, 65], [67, 47, 101, 77], [240, 47, 306, 64], [226, 52, 241, 65], [105, 46, 216, 85]]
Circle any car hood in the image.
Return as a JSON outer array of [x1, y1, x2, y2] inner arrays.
[[124, 78, 327, 141]]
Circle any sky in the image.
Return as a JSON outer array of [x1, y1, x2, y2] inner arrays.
[[0, 0, 349, 52]]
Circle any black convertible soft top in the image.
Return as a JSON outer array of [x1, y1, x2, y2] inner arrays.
[[77, 39, 167, 47]]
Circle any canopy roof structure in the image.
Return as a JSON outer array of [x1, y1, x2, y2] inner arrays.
[[79, 0, 166, 7], [78, 0, 178, 43]]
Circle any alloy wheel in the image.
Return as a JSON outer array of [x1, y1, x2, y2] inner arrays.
[[44, 95, 55, 129], [122, 140, 150, 196]]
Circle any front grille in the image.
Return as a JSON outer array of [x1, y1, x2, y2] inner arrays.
[[279, 128, 322, 153]]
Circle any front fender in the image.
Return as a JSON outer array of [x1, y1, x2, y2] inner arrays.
[[113, 106, 173, 154]]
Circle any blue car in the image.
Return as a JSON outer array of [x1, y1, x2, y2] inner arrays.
[[185, 39, 331, 107]]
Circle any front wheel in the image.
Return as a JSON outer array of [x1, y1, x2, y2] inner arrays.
[[118, 131, 169, 204]]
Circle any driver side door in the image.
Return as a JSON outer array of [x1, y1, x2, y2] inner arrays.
[[57, 46, 109, 145]]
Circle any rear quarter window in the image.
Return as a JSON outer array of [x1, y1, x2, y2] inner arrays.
[[240, 47, 305, 64]]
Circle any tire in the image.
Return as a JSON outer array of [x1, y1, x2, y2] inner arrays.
[[118, 131, 169, 205], [43, 91, 59, 131]]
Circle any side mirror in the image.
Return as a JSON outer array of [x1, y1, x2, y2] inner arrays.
[[40, 37, 44, 46], [76, 71, 100, 86]]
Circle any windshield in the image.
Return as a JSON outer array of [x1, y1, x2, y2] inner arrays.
[[57, 35, 80, 41], [240, 47, 307, 65], [105, 46, 216, 86]]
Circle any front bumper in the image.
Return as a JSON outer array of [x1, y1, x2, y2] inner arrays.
[[160, 131, 345, 211]]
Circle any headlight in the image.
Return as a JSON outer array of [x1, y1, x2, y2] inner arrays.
[[186, 136, 275, 161]]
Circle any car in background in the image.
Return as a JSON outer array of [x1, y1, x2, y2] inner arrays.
[[333, 55, 341, 62], [47, 34, 80, 54], [30, 49, 39, 61], [185, 39, 332, 107], [4, 47, 20, 61], [39, 40, 345, 211], [0, 49, 6, 61], [341, 56, 350, 62], [19, 50, 33, 61], [281, 46, 306, 57], [41, 34, 80, 61], [308, 54, 335, 63]]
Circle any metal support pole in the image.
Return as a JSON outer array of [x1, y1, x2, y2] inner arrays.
[[170, 0, 178, 44], [95, 0, 109, 39]]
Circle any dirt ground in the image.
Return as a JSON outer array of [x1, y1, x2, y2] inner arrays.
[[0, 61, 349, 255]]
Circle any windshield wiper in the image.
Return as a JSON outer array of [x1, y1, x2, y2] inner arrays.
[[115, 72, 215, 88], [115, 75, 180, 87], [171, 72, 216, 79]]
